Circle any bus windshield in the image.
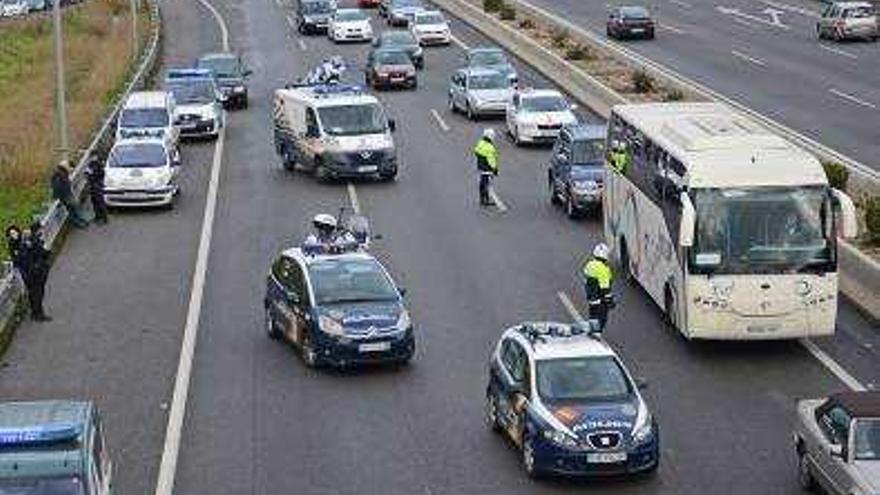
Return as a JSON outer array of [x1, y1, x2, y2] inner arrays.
[[690, 186, 833, 275]]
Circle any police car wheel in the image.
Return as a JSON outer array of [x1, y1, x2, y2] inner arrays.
[[484, 392, 501, 432], [265, 307, 281, 340], [798, 452, 816, 491], [448, 95, 457, 113], [301, 340, 319, 368], [566, 194, 577, 219], [522, 436, 539, 478], [466, 103, 475, 120]]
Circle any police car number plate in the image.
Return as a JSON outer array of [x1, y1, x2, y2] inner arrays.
[[586, 452, 627, 464], [631, 28, 644, 33], [359, 342, 390, 352], [358, 165, 378, 173]]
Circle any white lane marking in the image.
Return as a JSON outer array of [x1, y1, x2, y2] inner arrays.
[[819, 43, 858, 59], [760, 0, 819, 18], [762, 7, 785, 26], [347, 182, 361, 215], [668, 0, 692, 8], [298, 39, 308, 51], [275, 0, 282, 7], [829, 88, 877, 109], [731, 50, 767, 67], [286, 15, 295, 29], [450, 34, 470, 50], [489, 188, 508, 212], [800, 339, 867, 391], [557, 291, 587, 324], [430, 109, 450, 132], [153, 122, 226, 495], [657, 22, 685, 34], [716, 6, 790, 30], [732, 17, 755, 28], [196, 0, 229, 51]]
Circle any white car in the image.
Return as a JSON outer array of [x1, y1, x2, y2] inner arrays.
[[1, 0, 29, 17], [410, 10, 451, 45], [506, 89, 578, 146], [329, 9, 373, 43], [103, 138, 180, 208]]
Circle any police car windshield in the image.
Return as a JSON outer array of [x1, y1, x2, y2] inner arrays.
[[0, 476, 85, 495], [108, 143, 166, 168], [318, 103, 388, 136], [521, 95, 568, 112], [309, 258, 399, 304], [537, 356, 631, 402], [854, 419, 880, 460], [469, 72, 508, 90], [166, 80, 215, 104], [120, 108, 168, 128], [199, 56, 238, 78]]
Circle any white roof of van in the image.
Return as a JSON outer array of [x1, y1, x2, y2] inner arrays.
[[614, 102, 828, 188], [124, 91, 171, 109], [276, 86, 380, 108]]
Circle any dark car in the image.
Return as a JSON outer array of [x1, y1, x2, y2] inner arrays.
[[548, 124, 606, 218], [364, 48, 417, 89], [297, 0, 334, 34], [264, 248, 415, 368], [196, 53, 252, 109], [606, 6, 655, 40], [372, 30, 424, 69]]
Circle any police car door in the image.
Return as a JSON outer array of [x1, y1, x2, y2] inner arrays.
[[269, 257, 307, 345], [498, 339, 530, 446]]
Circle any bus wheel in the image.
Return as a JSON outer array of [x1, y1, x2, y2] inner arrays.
[[664, 287, 677, 331]]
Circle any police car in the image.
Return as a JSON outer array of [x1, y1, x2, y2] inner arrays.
[[485, 323, 659, 478], [264, 247, 414, 368], [164, 68, 224, 139], [0, 401, 112, 495]]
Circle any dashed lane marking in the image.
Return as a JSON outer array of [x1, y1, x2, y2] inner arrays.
[[818, 44, 858, 59], [489, 188, 508, 212], [800, 339, 867, 391], [557, 291, 587, 324], [347, 182, 361, 215], [450, 34, 470, 50], [669, 0, 692, 8], [430, 109, 450, 132], [657, 22, 686, 34], [298, 39, 308, 50], [829, 88, 876, 109], [731, 50, 767, 67]]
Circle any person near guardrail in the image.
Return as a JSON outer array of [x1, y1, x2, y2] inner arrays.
[[50, 165, 88, 229], [19, 223, 52, 322], [85, 157, 108, 225], [5, 226, 25, 275]]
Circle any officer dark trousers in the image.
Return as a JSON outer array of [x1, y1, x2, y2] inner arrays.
[[479, 173, 493, 205]]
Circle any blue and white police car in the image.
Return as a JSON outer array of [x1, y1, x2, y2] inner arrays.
[[264, 247, 414, 368], [485, 323, 659, 478]]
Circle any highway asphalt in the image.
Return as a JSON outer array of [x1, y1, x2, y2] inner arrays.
[[526, 0, 880, 173], [0, 0, 878, 493]]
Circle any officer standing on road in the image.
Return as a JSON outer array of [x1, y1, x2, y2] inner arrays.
[[50, 165, 88, 229], [5, 226, 24, 270], [609, 140, 630, 175], [581, 242, 615, 331], [473, 128, 499, 207], [85, 156, 108, 225], [20, 223, 52, 322]]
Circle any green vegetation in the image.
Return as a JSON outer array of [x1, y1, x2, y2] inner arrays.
[[551, 28, 569, 48], [483, 0, 503, 13], [498, 4, 516, 20], [517, 18, 535, 29], [663, 89, 684, 102], [863, 196, 880, 246], [564, 43, 592, 61], [631, 69, 655, 94], [822, 161, 849, 191]]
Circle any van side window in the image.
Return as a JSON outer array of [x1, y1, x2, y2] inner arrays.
[[305, 108, 319, 136]]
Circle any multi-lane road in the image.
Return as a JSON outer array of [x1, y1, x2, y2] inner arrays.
[[526, 0, 880, 173], [0, 0, 879, 493]]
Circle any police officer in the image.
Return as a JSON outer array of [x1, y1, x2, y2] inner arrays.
[[609, 140, 630, 175], [85, 157, 108, 225], [20, 223, 52, 322], [581, 242, 614, 331], [5, 225, 23, 272], [50, 164, 88, 228], [473, 128, 499, 206]]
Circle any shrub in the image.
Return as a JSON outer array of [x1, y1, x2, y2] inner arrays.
[[551, 28, 569, 48], [822, 161, 849, 191], [499, 4, 516, 20], [564, 44, 591, 61], [483, 0, 503, 13], [518, 18, 535, 29], [631, 69, 655, 94], [663, 89, 684, 102], [864, 196, 880, 245]]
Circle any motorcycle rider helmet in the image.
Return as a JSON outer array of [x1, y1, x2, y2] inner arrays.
[[312, 213, 338, 236]]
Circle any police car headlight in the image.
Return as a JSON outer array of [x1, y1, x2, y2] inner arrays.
[[543, 430, 579, 449], [395, 310, 411, 332], [233, 85, 246, 93], [319, 315, 345, 336], [632, 418, 654, 445]]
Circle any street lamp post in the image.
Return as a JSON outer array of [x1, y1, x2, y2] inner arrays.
[[130, 0, 138, 60], [52, 0, 69, 168]]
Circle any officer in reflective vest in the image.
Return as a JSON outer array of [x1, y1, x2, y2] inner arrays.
[[473, 128, 499, 206], [581, 242, 615, 331], [609, 140, 630, 175]]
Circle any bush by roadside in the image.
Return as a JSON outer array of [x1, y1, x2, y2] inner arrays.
[[0, 0, 150, 260]]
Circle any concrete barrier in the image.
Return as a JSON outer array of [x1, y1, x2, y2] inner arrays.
[[433, 0, 880, 321]]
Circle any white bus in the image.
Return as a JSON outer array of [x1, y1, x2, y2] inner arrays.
[[603, 103, 858, 340]]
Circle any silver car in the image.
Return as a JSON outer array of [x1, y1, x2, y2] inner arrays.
[[448, 68, 513, 120], [794, 391, 880, 495], [817, 1, 879, 41]]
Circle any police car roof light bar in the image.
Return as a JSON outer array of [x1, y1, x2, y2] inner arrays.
[[0, 424, 82, 447]]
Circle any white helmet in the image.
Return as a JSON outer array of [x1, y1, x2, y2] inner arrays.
[[592, 242, 610, 260], [482, 128, 496, 142], [313, 213, 338, 231]]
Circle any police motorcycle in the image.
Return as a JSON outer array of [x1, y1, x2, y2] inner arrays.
[[297, 56, 348, 86], [302, 207, 374, 255]]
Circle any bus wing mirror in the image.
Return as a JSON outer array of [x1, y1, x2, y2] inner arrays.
[[832, 188, 858, 239], [679, 191, 695, 247]]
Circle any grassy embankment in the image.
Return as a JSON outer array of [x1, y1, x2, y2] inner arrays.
[[0, 0, 150, 259]]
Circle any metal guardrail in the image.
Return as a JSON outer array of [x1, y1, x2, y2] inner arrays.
[[0, 0, 162, 333]]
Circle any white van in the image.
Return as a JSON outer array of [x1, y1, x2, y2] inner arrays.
[[272, 84, 398, 181], [116, 91, 179, 158]]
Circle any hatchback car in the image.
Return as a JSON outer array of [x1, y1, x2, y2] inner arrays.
[[548, 124, 606, 218], [372, 30, 424, 69], [364, 48, 417, 89], [264, 248, 414, 368], [486, 323, 659, 478], [465, 47, 518, 85], [410, 10, 451, 45], [817, 1, 878, 41], [329, 8, 373, 42], [794, 391, 880, 494], [196, 53, 252, 109], [506, 88, 578, 146], [387, 0, 423, 26], [103, 138, 180, 209], [296, 0, 334, 34], [448, 68, 512, 119], [606, 6, 655, 40], [164, 68, 224, 139]]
